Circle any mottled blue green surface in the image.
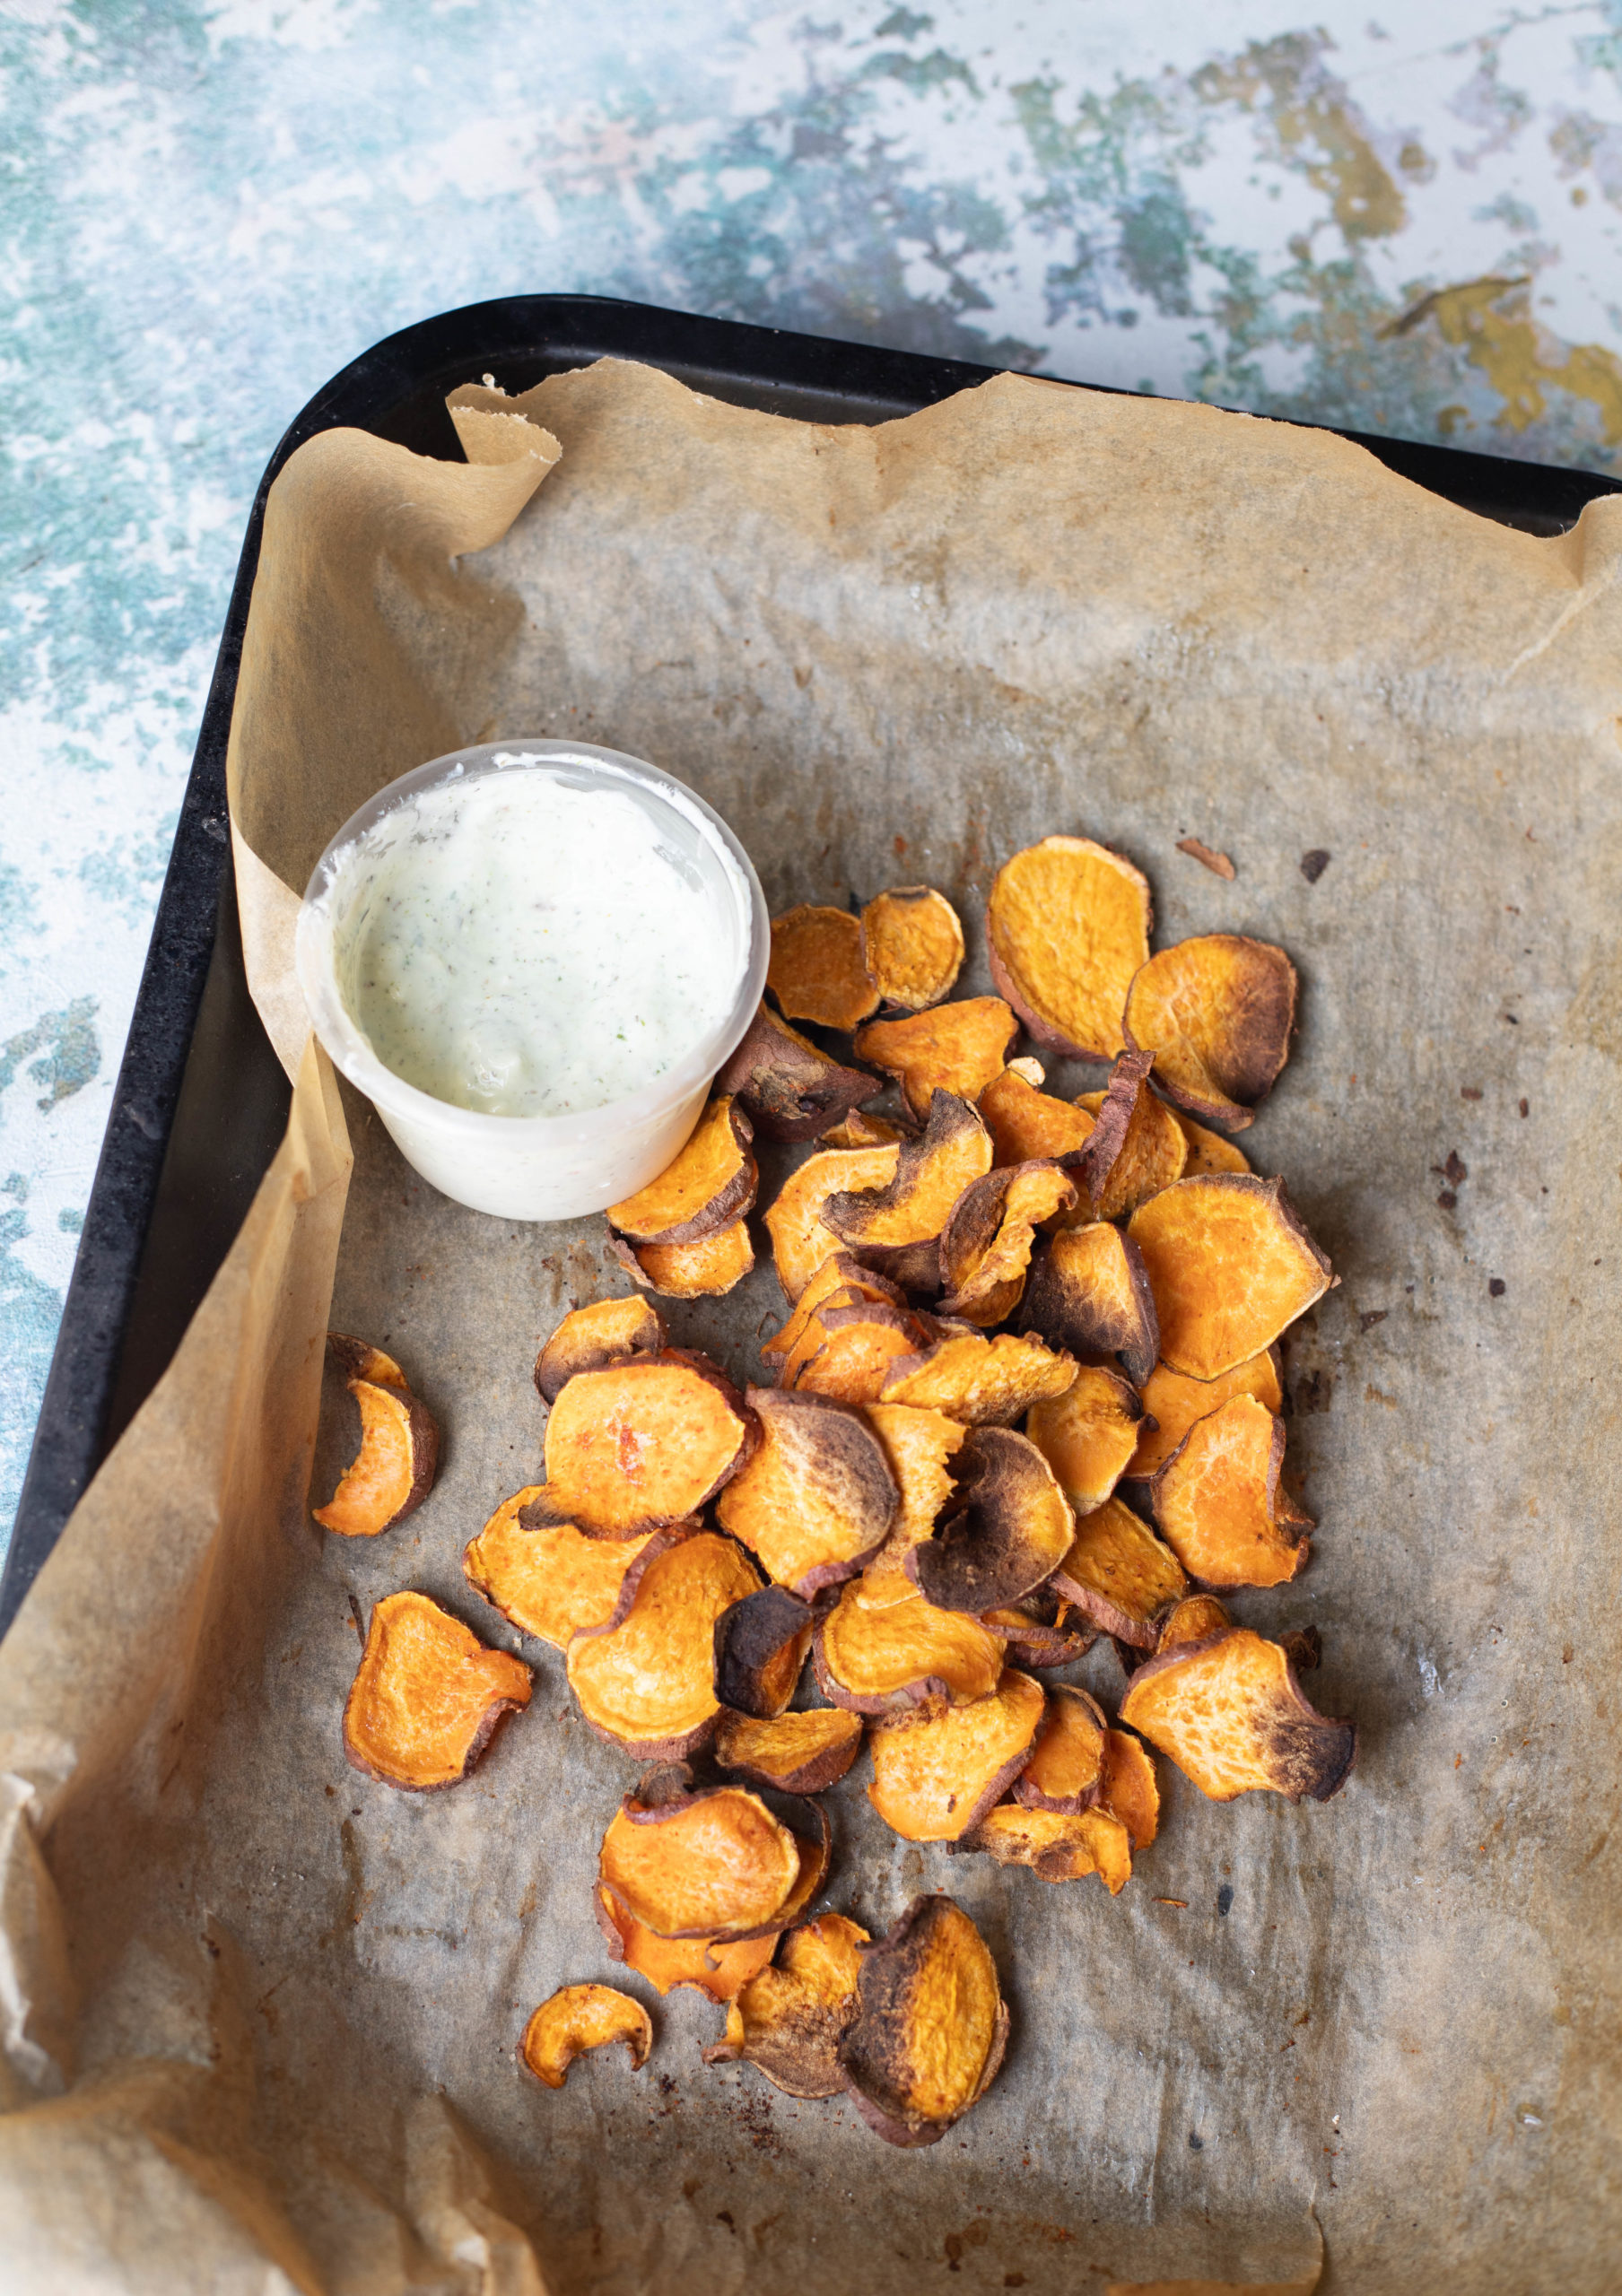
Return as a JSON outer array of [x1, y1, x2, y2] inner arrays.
[[4, 0, 1620, 1555]]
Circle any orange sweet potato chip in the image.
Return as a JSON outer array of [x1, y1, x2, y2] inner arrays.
[[977, 1066, 1094, 1168], [1073, 1052, 1189, 1219], [791, 1297, 934, 1404], [980, 1587, 1094, 1670], [713, 1707, 866, 1795], [838, 1894, 1007, 2147], [908, 1427, 1074, 1613], [858, 1403, 967, 1607], [716, 1388, 898, 1596], [535, 1296, 667, 1405], [343, 1592, 532, 1791], [767, 1253, 905, 1364], [703, 1913, 870, 2098], [314, 1337, 440, 1538], [1172, 1109, 1251, 1178], [1025, 1364, 1150, 1513], [712, 1586, 815, 1718], [607, 1097, 756, 1245], [769, 904, 881, 1031], [986, 836, 1152, 1062], [1018, 1222, 1159, 1387], [822, 1110, 909, 1148], [860, 887, 965, 1012], [1150, 1393, 1310, 1588], [1158, 1593, 1234, 1650], [1128, 1175, 1334, 1379], [599, 1772, 808, 1940], [327, 1333, 408, 1389], [594, 1886, 777, 2003], [612, 1217, 755, 1299], [1013, 1682, 1107, 1814], [937, 1160, 1077, 1325], [853, 998, 1018, 1123], [880, 1326, 1077, 1426], [715, 1002, 879, 1143], [824, 1091, 993, 1293], [868, 1668, 1046, 1842], [537, 1352, 756, 1535], [567, 1532, 763, 1758], [1098, 1727, 1159, 1848], [465, 1488, 685, 1649], [1051, 1497, 1188, 1648], [1127, 1349, 1283, 1482], [964, 1803, 1131, 1893], [1124, 934, 1296, 1130], [521, 1985, 651, 2090], [765, 1143, 901, 1301], [815, 1583, 1006, 1712], [1119, 1625, 1356, 1802]]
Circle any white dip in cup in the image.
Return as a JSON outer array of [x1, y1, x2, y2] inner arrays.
[[295, 740, 768, 1221]]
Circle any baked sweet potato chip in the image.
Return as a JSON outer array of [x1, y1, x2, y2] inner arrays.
[[1073, 1051, 1188, 1218], [314, 1336, 440, 1538], [821, 1109, 908, 1149], [1025, 1364, 1150, 1514], [716, 1388, 898, 1596], [964, 1803, 1131, 1893], [712, 1586, 815, 1718], [1120, 1625, 1356, 1802], [535, 1296, 667, 1405], [538, 1352, 756, 1535], [858, 1404, 966, 1607], [1172, 1109, 1251, 1178], [612, 1218, 755, 1299], [986, 835, 1152, 1062], [1099, 1727, 1159, 1848], [1013, 1682, 1107, 1814], [598, 1771, 811, 1941], [977, 1066, 1094, 1169], [937, 1161, 1077, 1325], [567, 1532, 763, 1758], [1051, 1497, 1187, 1648], [344, 1592, 532, 1791], [981, 1587, 1094, 1669], [607, 1096, 756, 1247], [704, 1912, 870, 2098], [791, 1297, 933, 1405], [713, 1707, 865, 1795], [1150, 1392, 1310, 1587], [466, 1489, 685, 1649], [1158, 1593, 1234, 1650], [594, 1886, 777, 2002], [769, 904, 881, 1031], [1124, 935, 1296, 1130], [716, 1003, 878, 1143], [824, 1091, 993, 1293], [767, 1253, 904, 1365], [908, 1427, 1074, 1613], [1019, 1222, 1159, 1387], [765, 1143, 901, 1301], [1128, 1349, 1283, 1482], [853, 999, 1018, 1124], [859, 886, 964, 1012], [327, 1333, 407, 1389], [838, 1894, 1007, 2147], [815, 1583, 1006, 1712], [521, 1985, 651, 2090], [880, 1326, 1077, 1426], [1128, 1176, 1334, 1378], [868, 1668, 1045, 1842]]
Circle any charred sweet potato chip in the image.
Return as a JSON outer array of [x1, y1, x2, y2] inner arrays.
[[1099, 1727, 1159, 1848], [612, 1218, 755, 1299], [824, 1091, 993, 1293], [1051, 1497, 1187, 1648], [716, 1388, 898, 1596], [937, 1161, 1077, 1325], [977, 1066, 1094, 1169], [1073, 1053, 1189, 1219], [769, 904, 881, 1031], [1119, 1625, 1356, 1802], [981, 1587, 1095, 1669], [715, 1003, 879, 1143], [964, 1803, 1131, 1893], [859, 887, 964, 1012], [314, 1337, 440, 1538], [594, 1886, 777, 2003], [908, 1427, 1073, 1613], [344, 1592, 532, 1791], [880, 1326, 1076, 1427], [467, 1489, 686, 1649], [815, 1583, 1006, 1711], [1026, 1364, 1149, 1514], [1019, 1222, 1159, 1387], [1124, 935, 1296, 1130], [1172, 1109, 1251, 1178], [538, 1352, 756, 1535], [821, 1109, 908, 1148], [327, 1333, 407, 1388], [599, 1772, 810, 1941], [766, 1143, 901, 1301], [607, 1097, 756, 1245], [703, 1912, 869, 2097], [838, 1894, 1007, 2147], [521, 1985, 651, 2090], [868, 1668, 1045, 1842], [986, 836, 1152, 1063], [1158, 1593, 1234, 1650], [567, 1533, 763, 1758], [1013, 1683, 1107, 1814], [853, 999, 1018, 1124], [791, 1298, 933, 1405], [1128, 1349, 1282, 1482], [1150, 1393, 1310, 1588], [713, 1587, 815, 1718], [714, 1707, 866, 1795], [535, 1296, 667, 1404], [1128, 1176, 1334, 1379], [859, 1403, 967, 1606]]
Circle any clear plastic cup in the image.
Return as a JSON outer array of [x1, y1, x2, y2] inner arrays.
[[295, 740, 768, 1222]]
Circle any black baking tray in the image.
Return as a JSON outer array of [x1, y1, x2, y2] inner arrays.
[[5, 291, 1618, 1639]]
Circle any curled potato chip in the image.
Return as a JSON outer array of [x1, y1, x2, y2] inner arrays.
[[535, 1296, 667, 1405], [986, 836, 1152, 1062], [1124, 935, 1296, 1130], [860, 887, 965, 1012], [854, 998, 1018, 1124], [538, 1352, 757, 1535], [815, 1582, 1006, 1712], [824, 1091, 994, 1294], [594, 1885, 778, 2002], [1051, 1496, 1187, 1648], [881, 1326, 1077, 1427], [977, 1067, 1094, 1169], [769, 904, 881, 1031], [1150, 1393, 1310, 1587], [1013, 1682, 1107, 1814], [713, 1586, 815, 1718], [1128, 1349, 1283, 1482], [612, 1218, 755, 1299], [859, 1404, 968, 1607], [703, 1913, 869, 2098], [792, 1298, 934, 1405], [1073, 1053, 1189, 1219], [568, 1533, 763, 1758], [716, 1003, 879, 1143], [343, 1592, 531, 1791], [714, 1707, 866, 1795], [1019, 1223, 1159, 1387], [821, 1110, 909, 1149], [1159, 1593, 1234, 1650], [1120, 1625, 1356, 1802], [908, 1427, 1073, 1613], [1172, 1109, 1251, 1178], [868, 1668, 1045, 1842], [465, 1489, 685, 1649], [766, 1143, 901, 1302], [1026, 1364, 1149, 1514], [981, 1586, 1095, 1669], [521, 1985, 651, 2090], [937, 1161, 1077, 1326], [768, 1254, 905, 1365], [1128, 1176, 1334, 1379], [599, 1770, 814, 1942], [327, 1333, 407, 1389], [838, 1895, 1007, 2147], [964, 1803, 1131, 1893], [1099, 1727, 1159, 1848], [716, 1388, 898, 1596], [607, 1098, 757, 1245], [314, 1337, 440, 1537]]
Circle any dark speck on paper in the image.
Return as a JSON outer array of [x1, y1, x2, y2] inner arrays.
[[1189, 2132, 1205, 2151], [1300, 848, 1331, 883], [1216, 1883, 1234, 1916], [1489, 1278, 1506, 1298]]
